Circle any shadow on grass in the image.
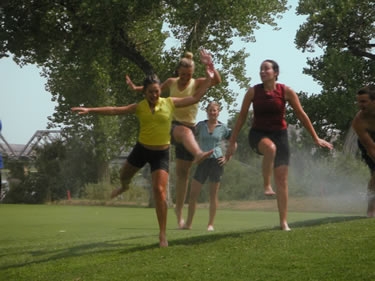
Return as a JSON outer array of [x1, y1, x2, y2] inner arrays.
[[122, 215, 367, 253], [288, 215, 366, 229], [0, 236, 154, 270], [0, 215, 366, 270]]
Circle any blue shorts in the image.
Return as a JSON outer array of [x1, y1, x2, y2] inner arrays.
[[171, 121, 194, 161], [127, 142, 170, 173], [193, 158, 224, 184], [248, 128, 290, 167]]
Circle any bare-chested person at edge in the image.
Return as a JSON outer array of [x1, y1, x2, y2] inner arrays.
[[351, 85, 375, 217], [125, 48, 222, 228]]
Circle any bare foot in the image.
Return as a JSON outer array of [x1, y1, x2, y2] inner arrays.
[[193, 150, 214, 164], [159, 234, 168, 247], [182, 224, 192, 230], [174, 208, 185, 229], [264, 190, 276, 196], [281, 222, 291, 231], [177, 219, 185, 229], [264, 185, 276, 196], [207, 225, 214, 231]]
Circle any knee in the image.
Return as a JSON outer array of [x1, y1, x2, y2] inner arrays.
[[262, 143, 276, 157], [173, 126, 192, 141], [153, 185, 167, 201]]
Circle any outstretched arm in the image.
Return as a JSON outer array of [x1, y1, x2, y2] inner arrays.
[[71, 104, 137, 115], [286, 87, 333, 149]]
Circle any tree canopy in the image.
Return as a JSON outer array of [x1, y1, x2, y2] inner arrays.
[[294, 0, 375, 144], [0, 0, 288, 180]]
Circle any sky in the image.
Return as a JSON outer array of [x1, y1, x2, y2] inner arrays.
[[0, 1, 322, 145]]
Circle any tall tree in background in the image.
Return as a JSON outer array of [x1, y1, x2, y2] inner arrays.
[[294, 0, 375, 145], [0, 0, 288, 181]]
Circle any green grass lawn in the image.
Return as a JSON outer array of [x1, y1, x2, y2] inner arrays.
[[0, 203, 374, 281]]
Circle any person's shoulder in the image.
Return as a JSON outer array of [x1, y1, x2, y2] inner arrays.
[[217, 121, 228, 130], [352, 110, 369, 126], [276, 83, 289, 92], [163, 96, 174, 104], [196, 120, 207, 127], [163, 77, 177, 88], [245, 85, 256, 97], [250, 83, 263, 92]]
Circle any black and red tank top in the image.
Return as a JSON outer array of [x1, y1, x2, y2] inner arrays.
[[252, 83, 287, 131]]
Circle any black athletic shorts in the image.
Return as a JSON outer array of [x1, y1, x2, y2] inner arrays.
[[248, 128, 290, 167], [193, 158, 224, 184], [127, 142, 170, 173], [170, 121, 194, 161]]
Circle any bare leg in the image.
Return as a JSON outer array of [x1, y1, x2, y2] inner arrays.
[[274, 165, 290, 231], [111, 160, 140, 199], [151, 169, 169, 247], [172, 124, 212, 227], [173, 125, 213, 164], [184, 179, 203, 229], [174, 159, 192, 228], [258, 138, 276, 196], [207, 181, 220, 231], [367, 171, 375, 217]]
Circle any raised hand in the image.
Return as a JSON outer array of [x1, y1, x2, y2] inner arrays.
[[199, 47, 213, 66], [205, 63, 215, 79]]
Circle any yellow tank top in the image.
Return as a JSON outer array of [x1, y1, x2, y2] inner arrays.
[[169, 78, 198, 124], [136, 97, 175, 145]]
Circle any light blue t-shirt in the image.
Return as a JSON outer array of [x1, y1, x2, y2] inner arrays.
[[195, 120, 231, 159]]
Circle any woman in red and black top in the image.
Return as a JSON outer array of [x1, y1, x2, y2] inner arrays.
[[227, 59, 333, 231]]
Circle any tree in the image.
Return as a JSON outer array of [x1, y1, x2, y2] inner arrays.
[[0, 0, 288, 182], [294, 0, 375, 144]]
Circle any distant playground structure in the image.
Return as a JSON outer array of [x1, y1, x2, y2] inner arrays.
[[0, 130, 62, 159]]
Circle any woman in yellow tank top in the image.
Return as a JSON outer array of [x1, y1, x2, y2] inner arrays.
[[126, 48, 222, 228], [71, 73, 214, 247]]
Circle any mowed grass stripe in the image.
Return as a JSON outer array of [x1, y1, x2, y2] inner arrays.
[[0, 204, 373, 281]]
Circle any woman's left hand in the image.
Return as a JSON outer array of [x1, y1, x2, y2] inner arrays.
[[315, 138, 334, 150], [218, 156, 231, 166], [199, 48, 213, 66]]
